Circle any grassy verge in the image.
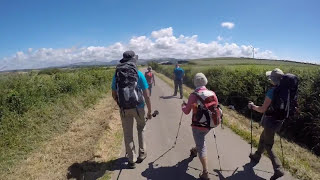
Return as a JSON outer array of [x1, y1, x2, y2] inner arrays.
[[154, 71, 320, 180], [95, 105, 124, 180], [2, 94, 124, 180], [99, 125, 123, 180], [62, 97, 123, 180], [0, 68, 114, 176]]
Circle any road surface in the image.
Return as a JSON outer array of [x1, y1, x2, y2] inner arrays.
[[111, 73, 294, 180]]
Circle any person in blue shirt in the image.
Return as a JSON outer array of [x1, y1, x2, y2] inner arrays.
[[111, 51, 152, 169], [248, 68, 285, 180], [173, 64, 185, 99]]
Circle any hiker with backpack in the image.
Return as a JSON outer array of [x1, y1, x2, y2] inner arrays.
[[181, 73, 222, 180], [145, 66, 155, 95], [248, 68, 298, 180], [173, 64, 185, 99], [111, 51, 152, 169]]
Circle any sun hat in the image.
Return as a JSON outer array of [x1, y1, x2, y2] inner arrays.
[[194, 73, 208, 88], [120, 50, 138, 63], [147, 66, 152, 70], [266, 68, 284, 85]]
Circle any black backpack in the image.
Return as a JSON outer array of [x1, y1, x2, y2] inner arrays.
[[267, 73, 298, 120], [115, 62, 144, 109]]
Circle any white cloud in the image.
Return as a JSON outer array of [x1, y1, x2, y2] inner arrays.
[[151, 27, 173, 38], [217, 36, 223, 41], [221, 22, 235, 29], [0, 27, 277, 71]]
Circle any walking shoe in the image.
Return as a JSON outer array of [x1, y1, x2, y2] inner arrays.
[[190, 147, 197, 158], [173, 93, 177, 96], [270, 169, 284, 180], [180, 96, 183, 99], [249, 153, 261, 164], [127, 162, 136, 169], [136, 153, 147, 163], [199, 171, 210, 180]]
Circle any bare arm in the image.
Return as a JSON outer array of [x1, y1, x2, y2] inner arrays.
[[143, 89, 152, 115], [250, 97, 272, 113], [181, 94, 196, 114]]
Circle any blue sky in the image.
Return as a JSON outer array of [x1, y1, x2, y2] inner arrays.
[[0, 0, 319, 70]]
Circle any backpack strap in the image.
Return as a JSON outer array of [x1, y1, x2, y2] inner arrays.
[[286, 89, 290, 118], [192, 91, 207, 108]]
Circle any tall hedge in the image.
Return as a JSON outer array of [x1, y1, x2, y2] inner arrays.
[[150, 62, 320, 155]]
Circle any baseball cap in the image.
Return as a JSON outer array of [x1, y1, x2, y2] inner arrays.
[[120, 50, 138, 63]]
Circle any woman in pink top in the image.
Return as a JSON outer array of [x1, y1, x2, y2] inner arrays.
[[181, 73, 214, 180]]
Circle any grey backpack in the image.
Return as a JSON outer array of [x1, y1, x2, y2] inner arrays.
[[115, 62, 144, 109]]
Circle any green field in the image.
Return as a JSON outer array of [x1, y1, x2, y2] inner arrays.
[[150, 58, 320, 156], [0, 67, 114, 174]]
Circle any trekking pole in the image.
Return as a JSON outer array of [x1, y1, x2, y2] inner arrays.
[[213, 129, 222, 171], [250, 109, 253, 154], [280, 136, 285, 166], [220, 117, 224, 129], [219, 105, 224, 130], [173, 111, 184, 146]]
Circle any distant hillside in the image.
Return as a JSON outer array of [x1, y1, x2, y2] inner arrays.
[[190, 57, 319, 66], [58, 58, 186, 68], [1, 57, 317, 74]]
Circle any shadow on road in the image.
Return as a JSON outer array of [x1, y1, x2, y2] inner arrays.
[[141, 156, 198, 180], [159, 95, 179, 99], [66, 157, 128, 180], [213, 162, 267, 180]]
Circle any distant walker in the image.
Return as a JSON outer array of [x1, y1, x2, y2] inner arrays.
[[173, 64, 185, 99], [145, 66, 155, 96]]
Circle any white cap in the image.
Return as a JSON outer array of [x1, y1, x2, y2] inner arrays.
[[266, 68, 284, 85], [194, 73, 208, 88]]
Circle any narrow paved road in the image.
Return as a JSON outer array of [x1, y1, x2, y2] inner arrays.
[[111, 73, 294, 180]]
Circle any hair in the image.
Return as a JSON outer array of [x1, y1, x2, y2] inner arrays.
[[194, 73, 208, 88]]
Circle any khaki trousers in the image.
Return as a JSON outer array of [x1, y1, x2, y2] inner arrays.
[[120, 108, 146, 163], [256, 127, 282, 170]]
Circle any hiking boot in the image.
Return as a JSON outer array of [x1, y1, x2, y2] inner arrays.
[[127, 162, 136, 169], [136, 153, 147, 164], [199, 171, 210, 180], [270, 169, 284, 180], [249, 153, 261, 164], [180, 96, 183, 99], [190, 147, 197, 158]]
